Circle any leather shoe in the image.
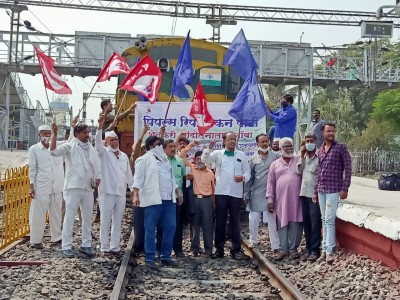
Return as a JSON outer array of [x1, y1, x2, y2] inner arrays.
[[275, 250, 287, 261], [30, 243, 43, 250], [308, 253, 319, 262], [161, 260, 178, 268], [174, 251, 185, 258], [145, 261, 159, 271]]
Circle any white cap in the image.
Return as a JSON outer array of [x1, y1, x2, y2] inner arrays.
[[105, 131, 118, 138], [38, 125, 51, 132], [273, 138, 280, 142]]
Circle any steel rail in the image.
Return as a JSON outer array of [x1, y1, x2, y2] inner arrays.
[[1, 0, 400, 27], [110, 228, 135, 300], [241, 234, 307, 300]]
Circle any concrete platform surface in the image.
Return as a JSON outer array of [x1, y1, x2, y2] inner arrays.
[[0, 149, 29, 175], [337, 176, 400, 241]]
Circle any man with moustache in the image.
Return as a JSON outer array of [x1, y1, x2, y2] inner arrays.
[[313, 122, 351, 264], [245, 134, 280, 250], [132, 136, 183, 270], [202, 132, 251, 260], [266, 137, 303, 261], [267, 94, 297, 140], [28, 125, 64, 249], [306, 109, 325, 149], [50, 122, 102, 258]]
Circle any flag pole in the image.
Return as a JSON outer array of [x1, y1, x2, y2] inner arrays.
[[105, 89, 128, 131], [163, 94, 173, 124], [44, 88, 55, 123], [76, 81, 97, 118]]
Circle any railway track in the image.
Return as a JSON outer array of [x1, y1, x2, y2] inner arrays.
[[111, 216, 306, 300]]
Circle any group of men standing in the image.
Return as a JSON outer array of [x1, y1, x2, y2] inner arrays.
[[28, 95, 351, 268]]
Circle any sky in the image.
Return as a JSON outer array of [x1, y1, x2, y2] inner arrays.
[[0, 0, 398, 123]]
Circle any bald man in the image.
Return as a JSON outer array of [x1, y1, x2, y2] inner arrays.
[[28, 124, 64, 249], [96, 114, 134, 256]]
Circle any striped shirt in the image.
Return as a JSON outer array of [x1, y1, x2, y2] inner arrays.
[[315, 141, 352, 194]]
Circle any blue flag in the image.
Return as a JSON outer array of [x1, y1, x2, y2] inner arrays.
[[223, 29, 258, 80], [171, 31, 193, 98], [228, 68, 267, 127]]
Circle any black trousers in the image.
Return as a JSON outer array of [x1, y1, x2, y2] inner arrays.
[[133, 206, 145, 252], [301, 196, 322, 254], [215, 195, 242, 255]]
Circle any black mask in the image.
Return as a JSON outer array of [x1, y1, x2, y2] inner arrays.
[[281, 101, 288, 108]]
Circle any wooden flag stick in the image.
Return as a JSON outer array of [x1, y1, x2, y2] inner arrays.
[[76, 81, 97, 118], [105, 89, 128, 131], [163, 94, 174, 124], [44, 88, 55, 123]]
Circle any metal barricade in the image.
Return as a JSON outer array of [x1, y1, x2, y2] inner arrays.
[[0, 165, 31, 250]]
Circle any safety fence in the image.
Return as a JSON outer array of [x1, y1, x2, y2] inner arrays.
[[352, 150, 400, 174], [0, 165, 31, 250]]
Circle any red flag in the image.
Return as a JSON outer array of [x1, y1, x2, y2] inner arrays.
[[97, 52, 130, 82], [119, 55, 161, 104], [189, 82, 215, 135], [34, 47, 72, 94]]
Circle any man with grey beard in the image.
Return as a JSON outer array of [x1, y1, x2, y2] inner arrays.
[[266, 137, 303, 261]]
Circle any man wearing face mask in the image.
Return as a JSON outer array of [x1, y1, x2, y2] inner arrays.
[[306, 109, 325, 149], [95, 114, 134, 257], [245, 134, 280, 250], [266, 137, 303, 261], [156, 139, 186, 258], [267, 94, 297, 140], [271, 138, 281, 154], [50, 122, 102, 258], [298, 134, 321, 262], [202, 132, 251, 260], [132, 136, 183, 270], [28, 125, 64, 249], [179, 149, 215, 258]]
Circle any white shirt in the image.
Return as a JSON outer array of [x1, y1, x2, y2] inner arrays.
[[28, 142, 64, 195], [50, 141, 102, 191], [95, 130, 134, 197], [202, 148, 251, 198], [157, 157, 175, 200]]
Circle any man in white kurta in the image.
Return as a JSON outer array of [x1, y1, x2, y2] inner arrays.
[[95, 115, 134, 255], [28, 125, 64, 248], [50, 123, 102, 257]]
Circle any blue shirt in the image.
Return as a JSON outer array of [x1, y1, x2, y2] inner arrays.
[[268, 105, 297, 139]]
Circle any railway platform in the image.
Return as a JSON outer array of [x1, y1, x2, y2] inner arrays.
[[336, 176, 400, 269]]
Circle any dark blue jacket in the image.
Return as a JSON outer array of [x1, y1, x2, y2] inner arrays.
[[268, 105, 297, 139]]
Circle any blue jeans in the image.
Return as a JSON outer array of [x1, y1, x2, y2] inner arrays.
[[318, 193, 339, 254], [144, 200, 176, 263]]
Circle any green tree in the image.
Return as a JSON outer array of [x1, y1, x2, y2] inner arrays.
[[371, 89, 400, 132], [349, 119, 394, 150]]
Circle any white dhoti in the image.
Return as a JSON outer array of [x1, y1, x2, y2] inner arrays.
[[29, 193, 63, 244], [98, 192, 126, 252], [62, 188, 93, 250]]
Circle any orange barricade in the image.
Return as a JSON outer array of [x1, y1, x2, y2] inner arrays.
[[0, 165, 31, 250]]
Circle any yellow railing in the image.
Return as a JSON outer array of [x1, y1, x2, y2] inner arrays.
[[0, 165, 31, 250]]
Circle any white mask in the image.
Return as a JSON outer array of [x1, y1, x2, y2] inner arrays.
[[151, 145, 165, 160], [258, 147, 270, 154], [107, 146, 119, 153], [40, 136, 50, 144]]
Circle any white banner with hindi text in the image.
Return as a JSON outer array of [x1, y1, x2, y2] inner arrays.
[[134, 102, 266, 157]]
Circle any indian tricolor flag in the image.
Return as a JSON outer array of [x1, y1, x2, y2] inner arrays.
[[200, 68, 222, 86]]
